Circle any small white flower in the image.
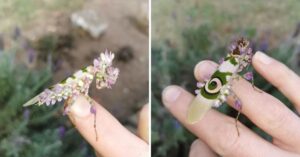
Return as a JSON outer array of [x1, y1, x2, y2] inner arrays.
[[213, 100, 221, 107], [219, 95, 227, 102], [74, 70, 84, 78], [100, 50, 114, 65]]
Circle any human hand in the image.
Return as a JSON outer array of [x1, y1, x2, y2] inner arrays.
[[67, 95, 149, 157], [162, 51, 300, 157]]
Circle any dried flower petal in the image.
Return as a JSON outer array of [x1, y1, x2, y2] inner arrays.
[[93, 58, 100, 68], [196, 82, 204, 88], [243, 72, 253, 81], [90, 105, 96, 114], [234, 99, 242, 110], [58, 126, 66, 139]]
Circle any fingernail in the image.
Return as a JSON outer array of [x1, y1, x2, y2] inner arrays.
[[162, 86, 181, 104], [195, 61, 217, 80], [189, 140, 200, 157], [69, 95, 92, 118], [255, 51, 273, 65]]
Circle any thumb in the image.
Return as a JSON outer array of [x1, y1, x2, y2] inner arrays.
[[68, 95, 148, 157]]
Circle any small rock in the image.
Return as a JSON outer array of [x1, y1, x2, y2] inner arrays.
[[71, 10, 108, 38], [129, 2, 148, 34]]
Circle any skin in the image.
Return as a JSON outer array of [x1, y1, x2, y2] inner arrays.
[[162, 51, 300, 157], [68, 96, 149, 157]]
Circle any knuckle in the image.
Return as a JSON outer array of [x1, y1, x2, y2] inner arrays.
[[214, 119, 241, 156], [262, 100, 288, 131]]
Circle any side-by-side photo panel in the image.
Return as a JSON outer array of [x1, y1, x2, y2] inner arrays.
[[0, 0, 149, 157], [152, 0, 300, 157]]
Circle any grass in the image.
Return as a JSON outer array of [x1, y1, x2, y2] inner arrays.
[[0, 0, 84, 32], [152, 0, 300, 48]]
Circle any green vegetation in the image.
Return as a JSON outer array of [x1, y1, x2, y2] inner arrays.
[[152, 0, 300, 48], [0, 0, 84, 32], [0, 34, 94, 157]]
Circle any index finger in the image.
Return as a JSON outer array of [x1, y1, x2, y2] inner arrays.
[[68, 95, 148, 157]]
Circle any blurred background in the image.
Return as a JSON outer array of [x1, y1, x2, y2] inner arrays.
[[152, 0, 300, 156], [0, 0, 148, 156]]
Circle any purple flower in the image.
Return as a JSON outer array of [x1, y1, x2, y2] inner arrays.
[[90, 105, 96, 114], [27, 48, 36, 63], [106, 67, 119, 86], [12, 26, 21, 40], [95, 51, 119, 89], [58, 126, 66, 139], [229, 43, 237, 52], [53, 59, 63, 72], [93, 58, 101, 68], [53, 85, 63, 93], [173, 120, 181, 129], [246, 48, 253, 56], [23, 109, 30, 120], [218, 57, 224, 64], [195, 89, 200, 95], [243, 72, 253, 81], [239, 47, 247, 55], [196, 82, 204, 88], [259, 39, 269, 52], [234, 99, 242, 110], [39, 89, 53, 106]]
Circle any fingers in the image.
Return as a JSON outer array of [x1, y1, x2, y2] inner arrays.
[[189, 139, 218, 157], [162, 86, 292, 157], [253, 51, 300, 112], [194, 59, 300, 153], [252, 51, 300, 152], [138, 104, 149, 143], [68, 95, 148, 157]]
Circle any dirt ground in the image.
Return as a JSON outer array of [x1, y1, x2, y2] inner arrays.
[[5, 0, 149, 122]]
